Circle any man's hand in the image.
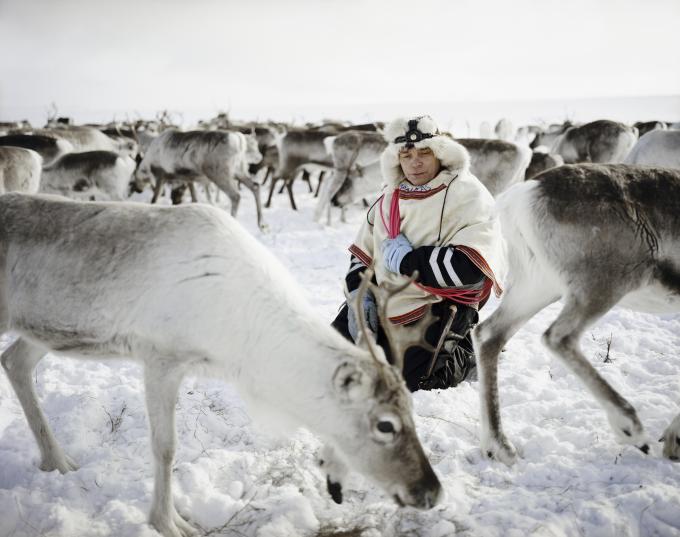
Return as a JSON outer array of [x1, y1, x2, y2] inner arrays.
[[347, 289, 379, 342], [381, 233, 413, 274]]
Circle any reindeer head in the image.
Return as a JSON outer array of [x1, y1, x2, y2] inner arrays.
[[115, 137, 138, 159], [324, 267, 442, 509]]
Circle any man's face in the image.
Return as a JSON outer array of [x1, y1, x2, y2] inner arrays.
[[398, 146, 442, 186]]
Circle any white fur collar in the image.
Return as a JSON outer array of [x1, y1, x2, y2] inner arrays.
[[380, 135, 471, 188]]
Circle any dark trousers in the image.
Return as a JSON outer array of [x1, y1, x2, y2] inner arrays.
[[332, 300, 478, 391]]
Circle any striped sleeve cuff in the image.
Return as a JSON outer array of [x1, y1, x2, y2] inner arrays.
[[401, 245, 484, 288]]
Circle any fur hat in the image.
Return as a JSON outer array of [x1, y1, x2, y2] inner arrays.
[[380, 115, 470, 187]]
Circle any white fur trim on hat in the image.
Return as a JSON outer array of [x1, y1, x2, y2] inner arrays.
[[380, 116, 470, 187]]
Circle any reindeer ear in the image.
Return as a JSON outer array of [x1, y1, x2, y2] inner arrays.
[[333, 362, 372, 403]]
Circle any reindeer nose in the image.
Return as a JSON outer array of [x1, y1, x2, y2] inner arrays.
[[409, 474, 443, 510], [423, 482, 443, 509]]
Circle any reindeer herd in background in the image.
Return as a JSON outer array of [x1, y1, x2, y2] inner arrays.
[[0, 109, 679, 537], [2, 112, 678, 226]]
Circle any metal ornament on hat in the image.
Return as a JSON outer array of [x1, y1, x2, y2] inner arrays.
[[393, 118, 436, 148]]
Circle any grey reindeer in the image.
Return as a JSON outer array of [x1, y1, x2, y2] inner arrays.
[[472, 163, 680, 464]]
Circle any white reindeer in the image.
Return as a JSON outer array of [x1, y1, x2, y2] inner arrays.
[[137, 129, 266, 229], [624, 129, 680, 169], [472, 163, 680, 464], [0, 146, 42, 194], [315, 130, 386, 224], [459, 138, 532, 196], [37, 125, 136, 158], [0, 193, 442, 537]]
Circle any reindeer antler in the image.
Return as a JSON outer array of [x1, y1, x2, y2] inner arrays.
[[371, 271, 438, 374], [130, 124, 140, 144], [124, 114, 141, 144], [348, 264, 439, 376], [345, 266, 384, 366]]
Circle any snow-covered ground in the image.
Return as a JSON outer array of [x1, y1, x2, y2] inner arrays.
[[1, 181, 679, 537]]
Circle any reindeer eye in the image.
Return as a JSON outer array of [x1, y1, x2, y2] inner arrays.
[[373, 414, 402, 443], [377, 421, 395, 434]]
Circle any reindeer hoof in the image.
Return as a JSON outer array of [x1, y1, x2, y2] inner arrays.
[[660, 416, 680, 461], [150, 506, 197, 537], [40, 453, 79, 474], [326, 476, 343, 504], [481, 436, 518, 465], [608, 408, 647, 449]]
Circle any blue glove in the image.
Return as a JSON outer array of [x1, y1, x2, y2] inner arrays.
[[347, 289, 379, 342], [381, 233, 413, 274]]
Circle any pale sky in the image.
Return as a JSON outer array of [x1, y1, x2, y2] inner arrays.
[[1, 0, 679, 125]]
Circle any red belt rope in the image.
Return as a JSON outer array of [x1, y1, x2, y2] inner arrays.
[[379, 188, 492, 306]]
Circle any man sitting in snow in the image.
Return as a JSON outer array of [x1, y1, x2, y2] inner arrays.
[[332, 115, 507, 391]]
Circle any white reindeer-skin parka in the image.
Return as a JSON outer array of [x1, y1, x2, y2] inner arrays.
[[349, 116, 507, 323]]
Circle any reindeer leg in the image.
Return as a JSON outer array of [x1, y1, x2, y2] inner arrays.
[[314, 171, 325, 197], [211, 176, 241, 220], [542, 294, 649, 453], [187, 182, 198, 203], [170, 184, 187, 205], [1, 337, 78, 473], [259, 167, 271, 187], [151, 177, 165, 204], [302, 169, 314, 193], [285, 178, 298, 211], [313, 170, 334, 224], [473, 284, 558, 464], [144, 361, 196, 537], [265, 176, 279, 208], [238, 174, 266, 230], [202, 183, 214, 205]]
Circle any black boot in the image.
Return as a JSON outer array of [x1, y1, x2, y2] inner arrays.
[[417, 305, 478, 390]]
